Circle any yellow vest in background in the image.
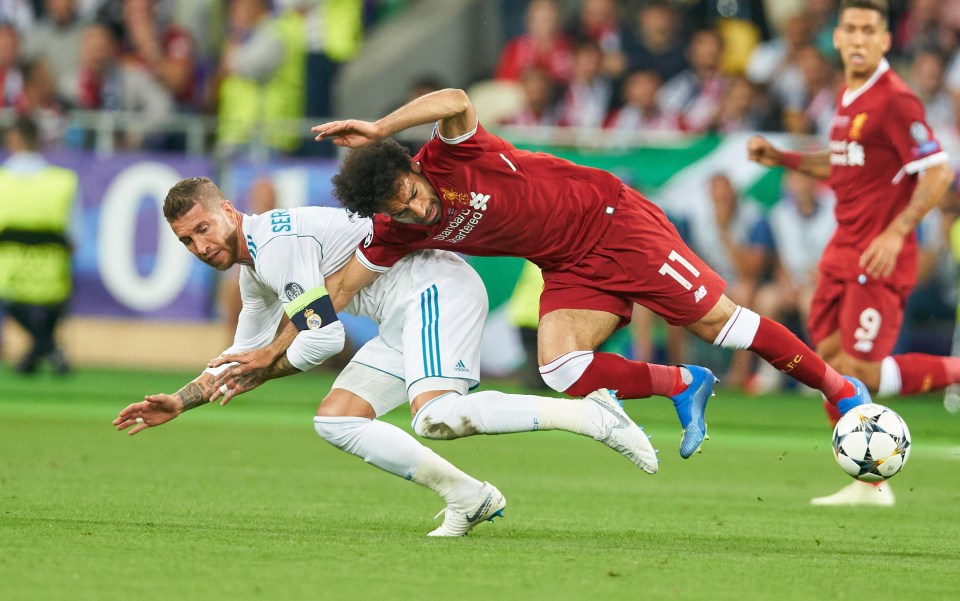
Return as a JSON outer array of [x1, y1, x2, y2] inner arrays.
[[218, 10, 307, 152], [321, 0, 363, 62], [0, 165, 77, 304], [506, 261, 544, 329]]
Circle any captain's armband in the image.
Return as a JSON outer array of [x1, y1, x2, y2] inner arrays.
[[284, 286, 339, 331]]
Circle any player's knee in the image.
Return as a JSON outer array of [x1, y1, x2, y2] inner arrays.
[[313, 415, 367, 449], [538, 351, 595, 395], [412, 394, 468, 439], [709, 305, 761, 349]]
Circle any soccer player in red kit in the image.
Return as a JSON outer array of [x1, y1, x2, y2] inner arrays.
[[308, 87, 873, 463], [748, 0, 956, 505]]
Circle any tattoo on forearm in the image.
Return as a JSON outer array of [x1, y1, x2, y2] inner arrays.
[[177, 382, 209, 411]]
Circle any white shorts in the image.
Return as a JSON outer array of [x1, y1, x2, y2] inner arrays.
[[333, 250, 488, 416]]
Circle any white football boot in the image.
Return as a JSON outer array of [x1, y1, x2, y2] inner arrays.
[[810, 480, 895, 507], [428, 482, 506, 537], [586, 388, 659, 474]]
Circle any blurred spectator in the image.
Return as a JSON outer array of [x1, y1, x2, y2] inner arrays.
[[910, 49, 959, 149], [787, 45, 838, 136], [120, 0, 197, 108], [894, 0, 958, 60], [808, 0, 839, 58], [172, 0, 225, 70], [621, 1, 687, 83], [750, 170, 836, 393], [571, 0, 625, 78], [494, 0, 573, 85], [21, 0, 86, 85], [304, 0, 364, 119], [658, 28, 728, 133], [896, 202, 960, 355], [556, 39, 613, 129], [13, 59, 68, 147], [215, 0, 309, 155], [712, 76, 766, 133], [604, 69, 679, 132], [502, 66, 558, 126], [0, 0, 34, 34], [745, 11, 814, 128], [687, 173, 774, 386], [0, 116, 77, 375], [0, 23, 22, 108], [61, 24, 174, 149]]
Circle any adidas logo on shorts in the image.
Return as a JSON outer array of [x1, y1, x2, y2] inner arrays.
[[454, 360, 469, 372]]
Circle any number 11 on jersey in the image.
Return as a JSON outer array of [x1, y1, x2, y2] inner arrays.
[[658, 250, 701, 290]]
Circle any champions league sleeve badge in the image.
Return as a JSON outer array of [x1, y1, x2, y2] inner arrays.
[[910, 122, 930, 144], [910, 121, 940, 157]]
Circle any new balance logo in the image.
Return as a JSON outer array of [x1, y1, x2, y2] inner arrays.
[[469, 192, 490, 210], [694, 285, 707, 303], [454, 360, 469, 372]]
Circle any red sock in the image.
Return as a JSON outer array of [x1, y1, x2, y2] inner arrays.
[[748, 316, 851, 402], [822, 400, 842, 425], [893, 354, 951, 394], [564, 352, 684, 399]]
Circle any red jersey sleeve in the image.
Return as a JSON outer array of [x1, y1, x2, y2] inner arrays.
[[355, 214, 431, 272], [885, 90, 947, 182]]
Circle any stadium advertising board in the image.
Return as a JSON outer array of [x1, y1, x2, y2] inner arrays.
[[46, 153, 341, 320]]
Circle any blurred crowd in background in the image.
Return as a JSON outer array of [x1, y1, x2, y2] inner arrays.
[[2, 0, 960, 387], [1, 0, 960, 149]]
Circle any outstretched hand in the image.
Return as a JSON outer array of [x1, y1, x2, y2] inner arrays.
[[311, 119, 381, 147], [113, 393, 183, 435]]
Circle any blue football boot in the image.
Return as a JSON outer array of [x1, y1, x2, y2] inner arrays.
[[835, 376, 872, 414], [670, 365, 717, 458]]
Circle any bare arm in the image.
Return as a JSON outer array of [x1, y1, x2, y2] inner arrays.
[[329, 254, 381, 312], [860, 162, 956, 278], [746, 135, 831, 179], [312, 88, 477, 147]]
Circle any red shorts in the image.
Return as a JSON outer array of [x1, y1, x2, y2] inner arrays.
[[807, 274, 908, 361], [539, 186, 726, 327]]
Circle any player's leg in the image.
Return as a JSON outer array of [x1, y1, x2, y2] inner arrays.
[[686, 294, 869, 411], [313, 362, 500, 536], [536, 306, 715, 459], [396, 253, 657, 471]]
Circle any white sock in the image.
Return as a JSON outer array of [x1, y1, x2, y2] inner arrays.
[[313, 416, 483, 506], [877, 356, 902, 397], [411, 390, 605, 439]]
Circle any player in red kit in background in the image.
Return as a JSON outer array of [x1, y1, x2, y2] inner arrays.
[[748, 0, 956, 506], [291, 81, 874, 464]]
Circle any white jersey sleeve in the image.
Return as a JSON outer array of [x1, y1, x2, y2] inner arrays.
[[239, 207, 370, 371], [204, 267, 283, 377]]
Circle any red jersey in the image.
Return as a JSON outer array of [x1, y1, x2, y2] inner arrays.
[[822, 59, 949, 289], [357, 123, 623, 272]]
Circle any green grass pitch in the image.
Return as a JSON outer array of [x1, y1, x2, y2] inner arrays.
[[2, 365, 959, 601]]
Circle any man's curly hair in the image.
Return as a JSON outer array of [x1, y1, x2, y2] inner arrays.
[[332, 139, 413, 218]]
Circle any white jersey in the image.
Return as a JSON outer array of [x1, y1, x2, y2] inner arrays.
[[216, 206, 488, 408], [221, 206, 370, 369]]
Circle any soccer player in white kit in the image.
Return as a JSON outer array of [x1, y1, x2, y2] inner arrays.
[[113, 177, 657, 537]]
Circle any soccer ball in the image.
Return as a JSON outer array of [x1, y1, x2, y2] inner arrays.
[[832, 403, 911, 482]]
